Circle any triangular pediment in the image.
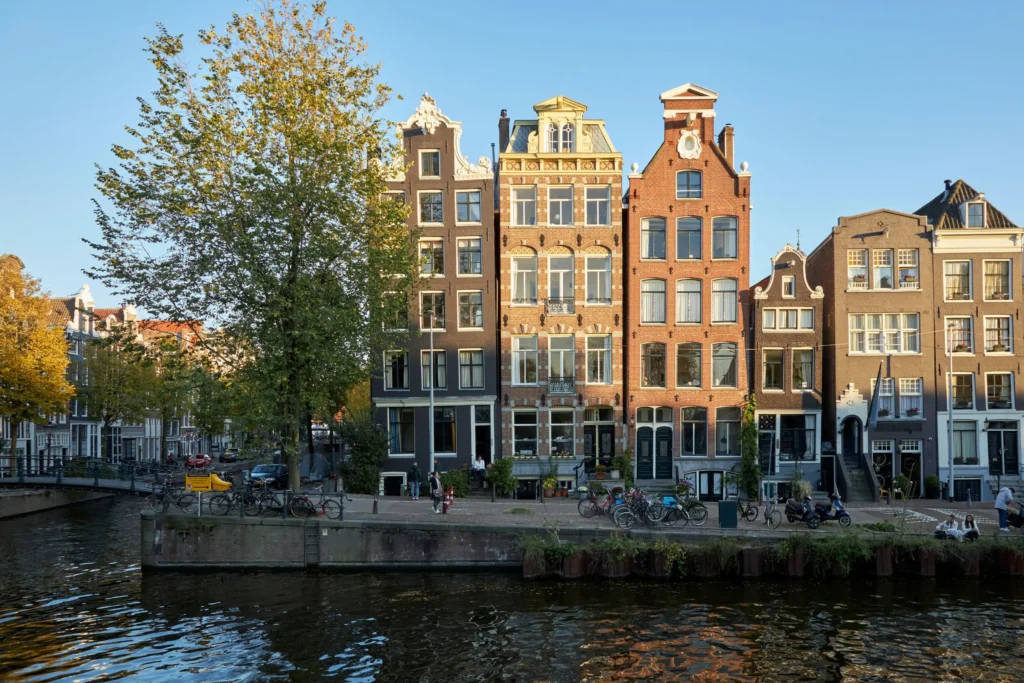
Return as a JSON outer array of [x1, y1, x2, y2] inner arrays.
[[533, 95, 588, 113], [659, 83, 719, 101]]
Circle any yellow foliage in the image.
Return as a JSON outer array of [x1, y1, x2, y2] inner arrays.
[[0, 260, 74, 427]]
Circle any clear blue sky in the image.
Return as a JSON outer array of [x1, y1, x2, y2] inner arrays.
[[2, 0, 1022, 304]]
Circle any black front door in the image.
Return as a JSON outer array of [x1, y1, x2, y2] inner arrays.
[[989, 425, 1019, 476], [598, 425, 614, 465], [699, 471, 723, 501], [842, 418, 861, 459], [655, 427, 673, 479], [758, 432, 775, 474], [636, 427, 653, 479]]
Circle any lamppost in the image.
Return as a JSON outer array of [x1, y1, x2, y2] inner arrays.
[[946, 322, 956, 503], [428, 308, 436, 476]]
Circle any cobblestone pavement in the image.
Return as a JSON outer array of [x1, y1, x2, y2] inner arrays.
[[335, 494, 1016, 537]]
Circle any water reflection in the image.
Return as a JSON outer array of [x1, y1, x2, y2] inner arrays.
[[1, 500, 1024, 681]]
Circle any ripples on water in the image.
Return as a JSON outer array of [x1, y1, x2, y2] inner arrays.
[[1, 500, 1023, 682]]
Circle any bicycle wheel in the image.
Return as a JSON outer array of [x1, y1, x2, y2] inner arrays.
[[662, 506, 689, 527], [243, 493, 263, 517], [688, 503, 708, 526], [742, 504, 759, 523], [209, 494, 232, 516], [578, 498, 599, 518], [645, 502, 666, 524], [322, 499, 342, 520], [176, 493, 198, 514], [147, 493, 169, 513], [766, 510, 781, 529], [289, 496, 314, 518], [613, 508, 637, 530]]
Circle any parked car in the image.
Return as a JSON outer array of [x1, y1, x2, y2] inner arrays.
[[250, 464, 288, 489], [186, 453, 212, 468], [219, 448, 239, 464]]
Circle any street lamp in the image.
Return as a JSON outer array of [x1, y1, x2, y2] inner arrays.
[[428, 308, 436, 476], [946, 322, 956, 503]]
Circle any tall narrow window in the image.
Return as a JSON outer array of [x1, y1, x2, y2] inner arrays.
[[512, 336, 538, 385], [899, 378, 922, 416], [546, 124, 559, 153], [948, 317, 973, 353], [712, 343, 738, 387], [421, 350, 447, 390], [456, 190, 481, 223], [561, 123, 574, 152], [641, 343, 666, 388], [681, 408, 707, 455], [419, 239, 444, 276], [512, 187, 537, 226], [763, 350, 783, 390], [419, 191, 443, 224], [389, 408, 414, 454], [458, 291, 483, 329], [676, 279, 701, 324], [420, 292, 445, 329], [715, 407, 741, 456], [847, 249, 868, 289], [984, 261, 1011, 300], [548, 336, 575, 394], [459, 350, 484, 389], [640, 279, 666, 324], [676, 217, 702, 260], [984, 316, 1012, 352], [548, 187, 574, 226], [586, 255, 611, 304], [872, 249, 894, 289], [953, 421, 978, 464], [547, 255, 574, 314], [951, 374, 974, 410], [585, 187, 611, 226], [434, 408, 456, 453], [383, 351, 409, 390], [514, 411, 538, 455], [712, 217, 737, 258], [944, 261, 971, 300], [898, 249, 920, 289], [676, 343, 701, 388], [987, 373, 1013, 409], [676, 171, 702, 199], [870, 377, 894, 415], [458, 238, 482, 275], [550, 409, 574, 455], [792, 349, 813, 390], [967, 202, 985, 227], [419, 150, 440, 178], [711, 279, 738, 323], [641, 218, 667, 259], [782, 276, 795, 297], [511, 256, 537, 304], [587, 335, 611, 384]]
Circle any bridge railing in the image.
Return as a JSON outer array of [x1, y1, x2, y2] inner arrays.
[[0, 455, 193, 491]]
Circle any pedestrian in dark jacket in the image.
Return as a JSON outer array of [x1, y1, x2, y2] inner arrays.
[[407, 464, 422, 500], [429, 471, 442, 513]]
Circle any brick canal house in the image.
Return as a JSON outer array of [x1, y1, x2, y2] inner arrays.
[[372, 95, 497, 495], [806, 209, 936, 501], [624, 84, 752, 500], [914, 180, 1022, 502], [496, 96, 624, 494], [750, 245, 831, 500]]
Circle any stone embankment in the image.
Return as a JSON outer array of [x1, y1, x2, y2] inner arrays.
[[0, 489, 114, 519], [141, 511, 1024, 580]]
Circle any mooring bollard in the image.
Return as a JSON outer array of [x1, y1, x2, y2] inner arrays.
[[372, 492, 378, 514], [197, 491, 202, 517], [282, 491, 289, 519]]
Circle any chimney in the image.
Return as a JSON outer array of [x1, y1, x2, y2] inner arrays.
[[498, 109, 510, 154], [718, 123, 735, 169]]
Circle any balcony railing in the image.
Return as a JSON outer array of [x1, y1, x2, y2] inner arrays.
[[511, 296, 537, 305], [898, 277, 920, 289], [848, 278, 868, 290], [549, 376, 576, 394], [545, 298, 575, 315]]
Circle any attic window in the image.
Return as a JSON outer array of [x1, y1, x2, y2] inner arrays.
[[967, 202, 985, 228], [782, 275, 796, 298]]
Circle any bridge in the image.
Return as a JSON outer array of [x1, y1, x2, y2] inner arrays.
[[0, 458, 228, 496]]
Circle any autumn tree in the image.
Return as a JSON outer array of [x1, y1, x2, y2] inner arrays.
[[87, 1, 417, 489], [0, 256, 74, 446]]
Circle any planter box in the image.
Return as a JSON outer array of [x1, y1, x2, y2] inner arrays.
[[562, 550, 588, 579], [741, 548, 764, 578]]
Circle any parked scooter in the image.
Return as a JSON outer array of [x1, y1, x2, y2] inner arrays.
[[814, 494, 852, 528], [785, 496, 821, 529]]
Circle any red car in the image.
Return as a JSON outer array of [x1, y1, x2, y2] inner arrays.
[[186, 453, 211, 468]]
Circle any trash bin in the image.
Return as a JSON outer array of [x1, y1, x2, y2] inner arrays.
[[718, 500, 738, 528]]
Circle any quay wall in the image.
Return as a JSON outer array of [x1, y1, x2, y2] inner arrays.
[[0, 489, 114, 519]]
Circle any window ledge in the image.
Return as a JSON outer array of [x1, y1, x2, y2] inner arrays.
[[675, 386, 702, 390], [983, 299, 1014, 303], [455, 222, 483, 227], [943, 299, 974, 304], [710, 321, 738, 326], [639, 322, 667, 326], [639, 258, 668, 263], [388, 454, 416, 459], [710, 258, 740, 262], [762, 389, 784, 393], [418, 222, 444, 228], [985, 351, 1014, 356], [712, 385, 739, 390], [674, 258, 704, 263], [456, 273, 484, 278], [675, 321, 703, 326], [458, 327, 485, 332]]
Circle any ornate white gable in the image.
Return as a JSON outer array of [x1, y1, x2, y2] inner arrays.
[[392, 93, 491, 182]]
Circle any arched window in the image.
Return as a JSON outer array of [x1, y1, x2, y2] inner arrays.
[[547, 123, 559, 152], [585, 253, 612, 304], [640, 279, 666, 324], [561, 123, 574, 152], [676, 279, 701, 324], [547, 253, 575, 314], [676, 343, 701, 387], [711, 278, 737, 323], [511, 254, 538, 304]]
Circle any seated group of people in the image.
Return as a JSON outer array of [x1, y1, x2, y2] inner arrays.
[[934, 514, 982, 541]]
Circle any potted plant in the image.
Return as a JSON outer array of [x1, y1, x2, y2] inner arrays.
[[924, 475, 941, 499], [543, 475, 557, 497], [595, 463, 606, 480], [853, 274, 867, 283], [576, 485, 589, 500], [877, 408, 890, 417], [906, 407, 920, 417], [954, 343, 969, 352], [610, 455, 623, 480], [992, 343, 1007, 352]]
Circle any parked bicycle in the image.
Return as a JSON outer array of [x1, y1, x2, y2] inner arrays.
[[147, 478, 198, 514], [737, 497, 759, 523], [208, 485, 262, 517], [289, 485, 342, 519], [762, 496, 782, 529]]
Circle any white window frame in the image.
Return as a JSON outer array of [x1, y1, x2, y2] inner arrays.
[[983, 315, 1013, 354], [419, 238, 444, 277], [512, 186, 537, 227], [711, 342, 738, 388], [547, 254, 575, 304], [985, 372, 1014, 410], [560, 124, 574, 153], [458, 348, 485, 390], [675, 279, 701, 324], [791, 348, 814, 392], [455, 190, 482, 225], [899, 377, 923, 418], [710, 278, 738, 323], [640, 217, 667, 260], [513, 409, 539, 456], [711, 216, 738, 259], [457, 237, 483, 277], [417, 189, 443, 226], [762, 348, 784, 392], [549, 407, 575, 456], [546, 123, 559, 152], [512, 335, 538, 385], [848, 313, 919, 355], [946, 316, 974, 354], [586, 334, 612, 385], [847, 249, 868, 290], [897, 249, 920, 289], [872, 249, 894, 290], [510, 255, 538, 305], [388, 407, 415, 456], [420, 291, 445, 331], [950, 373, 975, 410], [967, 201, 986, 228], [676, 216, 702, 260], [640, 279, 667, 324], [420, 350, 447, 391], [419, 149, 441, 179], [457, 290, 484, 330], [781, 275, 796, 298], [943, 260, 973, 302], [383, 350, 409, 391], [548, 334, 575, 385], [676, 170, 702, 199], [870, 377, 895, 417], [983, 259, 1012, 301], [547, 186, 574, 227], [585, 254, 612, 305], [584, 186, 611, 226], [675, 342, 702, 389]]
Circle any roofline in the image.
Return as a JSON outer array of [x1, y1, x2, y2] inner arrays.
[[659, 83, 719, 102], [837, 208, 930, 226]]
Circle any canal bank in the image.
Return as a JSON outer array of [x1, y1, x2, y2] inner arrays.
[[0, 489, 114, 519], [140, 511, 1024, 579]]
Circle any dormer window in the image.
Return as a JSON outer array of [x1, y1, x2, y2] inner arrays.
[[782, 275, 796, 298], [561, 124, 574, 152], [967, 202, 985, 228]]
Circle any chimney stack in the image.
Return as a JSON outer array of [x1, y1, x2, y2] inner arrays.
[[718, 123, 735, 169], [944, 179, 952, 191], [498, 109, 510, 154]]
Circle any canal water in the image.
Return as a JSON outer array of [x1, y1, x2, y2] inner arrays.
[[1, 499, 1023, 682]]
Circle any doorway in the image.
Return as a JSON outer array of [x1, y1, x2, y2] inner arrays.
[[584, 406, 615, 473], [473, 405, 492, 464], [988, 422, 1019, 477], [841, 416, 862, 460], [699, 471, 724, 501]]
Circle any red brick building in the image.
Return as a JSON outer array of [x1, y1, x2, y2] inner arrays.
[[624, 84, 751, 499]]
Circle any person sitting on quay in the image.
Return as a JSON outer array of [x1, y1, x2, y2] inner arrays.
[[472, 456, 486, 488], [995, 486, 1015, 532], [962, 514, 981, 542], [935, 514, 960, 540]]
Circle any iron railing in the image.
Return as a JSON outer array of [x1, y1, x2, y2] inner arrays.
[[545, 298, 575, 315]]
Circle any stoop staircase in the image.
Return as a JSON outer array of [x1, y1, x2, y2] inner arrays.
[[842, 452, 876, 503]]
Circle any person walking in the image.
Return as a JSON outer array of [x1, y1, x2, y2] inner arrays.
[[429, 471, 442, 514], [407, 463, 422, 500], [995, 486, 1015, 532]]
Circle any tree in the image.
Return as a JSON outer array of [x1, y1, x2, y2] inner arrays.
[[738, 395, 762, 500], [80, 329, 153, 460], [147, 337, 195, 461], [0, 257, 74, 444], [337, 407, 388, 494], [87, 1, 417, 489]]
